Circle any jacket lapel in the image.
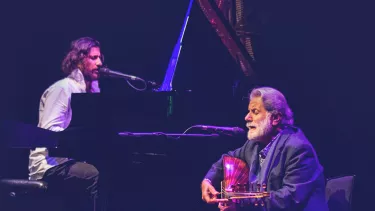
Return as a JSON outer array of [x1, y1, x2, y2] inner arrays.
[[262, 131, 291, 188], [247, 142, 261, 184]]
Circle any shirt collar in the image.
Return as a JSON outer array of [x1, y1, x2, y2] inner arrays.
[[259, 132, 281, 159], [68, 69, 85, 85], [67, 69, 100, 93]]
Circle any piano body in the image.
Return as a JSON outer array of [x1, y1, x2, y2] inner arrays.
[[1, 92, 246, 211]]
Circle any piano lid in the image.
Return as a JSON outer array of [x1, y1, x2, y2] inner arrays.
[[196, 0, 261, 77]]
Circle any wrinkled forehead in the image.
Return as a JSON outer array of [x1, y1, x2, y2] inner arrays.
[[248, 97, 265, 110]]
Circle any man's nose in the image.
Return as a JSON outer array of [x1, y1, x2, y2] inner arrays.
[[245, 113, 252, 121], [96, 59, 103, 66]]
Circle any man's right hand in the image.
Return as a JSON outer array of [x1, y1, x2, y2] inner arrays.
[[201, 179, 225, 204]]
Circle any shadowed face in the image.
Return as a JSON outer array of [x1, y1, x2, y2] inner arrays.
[[81, 47, 102, 81]]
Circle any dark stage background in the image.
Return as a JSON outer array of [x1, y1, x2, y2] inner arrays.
[[1, 0, 375, 210]]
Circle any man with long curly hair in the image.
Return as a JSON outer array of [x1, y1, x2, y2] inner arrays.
[[29, 37, 103, 211]]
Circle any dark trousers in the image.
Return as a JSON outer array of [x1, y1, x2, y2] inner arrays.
[[41, 160, 99, 211]]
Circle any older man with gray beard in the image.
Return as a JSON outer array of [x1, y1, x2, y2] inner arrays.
[[201, 87, 328, 211]]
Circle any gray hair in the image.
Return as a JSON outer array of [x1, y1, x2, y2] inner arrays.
[[249, 87, 294, 126]]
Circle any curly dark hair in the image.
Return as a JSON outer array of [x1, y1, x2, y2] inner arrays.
[[61, 37, 103, 75]]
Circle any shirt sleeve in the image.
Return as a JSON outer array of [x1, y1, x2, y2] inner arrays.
[[38, 85, 70, 132]]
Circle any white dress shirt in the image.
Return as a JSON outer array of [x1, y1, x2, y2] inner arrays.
[[28, 69, 100, 180]]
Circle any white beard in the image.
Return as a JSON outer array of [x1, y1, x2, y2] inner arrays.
[[247, 114, 273, 142]]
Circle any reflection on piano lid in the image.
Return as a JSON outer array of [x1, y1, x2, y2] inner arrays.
[[196, 0, 260, 77]]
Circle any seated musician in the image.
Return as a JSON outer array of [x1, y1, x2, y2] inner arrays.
[[201, 87, 329, 211], [28, 37, 102, 211]]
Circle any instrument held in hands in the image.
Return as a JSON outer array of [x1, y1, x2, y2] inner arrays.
[[221, 156, 270, 206]]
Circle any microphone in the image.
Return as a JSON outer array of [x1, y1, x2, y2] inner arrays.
[[195, 125, 245, 135], [98, 67, 142, 81]]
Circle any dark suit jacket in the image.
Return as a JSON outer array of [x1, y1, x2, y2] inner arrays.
[[204, 126, 329, 211]]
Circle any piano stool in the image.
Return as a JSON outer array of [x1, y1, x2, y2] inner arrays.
[[0, 178, 64, 211]]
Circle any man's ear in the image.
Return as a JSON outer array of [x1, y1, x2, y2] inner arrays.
[[271, 113, 282, 126]]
